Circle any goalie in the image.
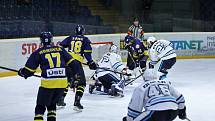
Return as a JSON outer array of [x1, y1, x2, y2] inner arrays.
[[89, 44, 129, 96]]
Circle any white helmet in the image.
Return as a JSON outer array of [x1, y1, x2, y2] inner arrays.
[[143, 69, 157, 81], [147, 36, 156, 43], [109, 44, 119, 54]]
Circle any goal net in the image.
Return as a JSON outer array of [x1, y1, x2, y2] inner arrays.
[[90, 41, 113, 62]]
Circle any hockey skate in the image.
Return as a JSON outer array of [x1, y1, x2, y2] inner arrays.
[[73, 101, 83, 111], [73, 96, 83, 111]]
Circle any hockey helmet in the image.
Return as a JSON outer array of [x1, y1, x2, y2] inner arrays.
[[147, 36, 156, 43], [125, 35, 135, 44], [75, 25, 85, 35], [40, 32, 53, 45], [109, 44, 119, 54], [147, 36, 156, 48], [143, 69, 158, 81]]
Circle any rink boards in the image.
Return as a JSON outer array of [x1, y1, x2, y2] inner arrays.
[[0, 32, 215, 77]]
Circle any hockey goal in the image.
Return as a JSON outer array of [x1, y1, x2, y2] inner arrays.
[[90, 41, 113, 62]]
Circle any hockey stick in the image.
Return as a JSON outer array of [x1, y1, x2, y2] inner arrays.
[[0, 66, 41, 78], [128, 51, 138, 69], [125, 72, 144, 86], [128, 51, 143, 77], [185, 117, 191, 121], [82, 63, 88, 66], [96, 67, 132, 76], [83, 62, 131, 76]]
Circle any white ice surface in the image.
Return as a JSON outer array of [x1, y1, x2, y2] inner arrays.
[[0, 59, 215, 121]]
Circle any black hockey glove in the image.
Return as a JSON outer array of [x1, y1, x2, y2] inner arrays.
[[122, 116, 127, 121], [87, 61, 97, 70], [18, 68, 28, 79], [178, 107, 187, 120]]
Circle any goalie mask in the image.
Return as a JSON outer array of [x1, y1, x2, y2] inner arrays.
[[109, 44, 119, 54]]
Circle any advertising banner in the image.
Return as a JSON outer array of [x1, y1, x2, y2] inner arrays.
[[1, 32, 215, 75]]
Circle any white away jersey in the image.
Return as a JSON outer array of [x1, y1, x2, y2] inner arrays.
[[127, 79, 185, 119], [96, 52, 125, 77], [149, 39, 176, 61]]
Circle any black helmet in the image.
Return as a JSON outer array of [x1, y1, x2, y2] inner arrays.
[[40, 32, 53, 45], [125, 35, 134, 43], [75, 25, 85, 35]]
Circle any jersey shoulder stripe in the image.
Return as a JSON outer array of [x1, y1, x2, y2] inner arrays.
[[146, 96, 177, 107], [176, 95, 185, 103]]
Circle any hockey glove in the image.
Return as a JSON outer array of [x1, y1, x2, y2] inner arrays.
[[178, 106, 187, 120], [122, 68, 132, 76], [149, 63, 154, 69], [149, 60, 158, 69], [18, 68, 28, 79], [122, 116, 127, 121], [87, 61, 97, 70]]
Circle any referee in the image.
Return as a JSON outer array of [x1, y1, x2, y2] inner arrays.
[[127, 17, 144, 41]]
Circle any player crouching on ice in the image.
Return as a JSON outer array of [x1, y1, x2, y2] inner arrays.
[[123, 69, 188, 121], [89, 44, 130, 96], [147, 36, 176, 80]]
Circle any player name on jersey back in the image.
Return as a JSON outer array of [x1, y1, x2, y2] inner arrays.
[[143, 80, 168, 88], [46, 68, 66, 77]]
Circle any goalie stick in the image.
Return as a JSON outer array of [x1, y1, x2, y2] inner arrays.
[[0, 66, 41, 78], [82, 62, 132, 76]]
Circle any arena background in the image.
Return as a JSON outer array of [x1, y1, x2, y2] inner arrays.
[[0, 0, 215, 75]]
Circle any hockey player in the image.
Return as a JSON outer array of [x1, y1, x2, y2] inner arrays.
[[90, 44, 128, 96], [147, 36, 176, 80], [123, 69, 187, 121], [59, 25, 97, 110], [124, 35, 148, 72], [18, 32, 81, 121]]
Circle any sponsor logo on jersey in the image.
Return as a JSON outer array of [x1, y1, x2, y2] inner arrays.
[[47, 68, 65, 77]]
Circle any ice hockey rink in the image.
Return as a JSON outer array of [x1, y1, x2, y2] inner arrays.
[[0, 59, 215, 121]]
